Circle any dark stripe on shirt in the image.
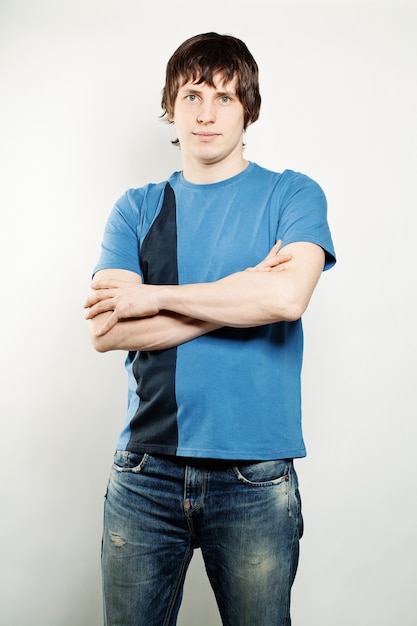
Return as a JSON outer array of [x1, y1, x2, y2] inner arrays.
[[128, 183, 179, 454]]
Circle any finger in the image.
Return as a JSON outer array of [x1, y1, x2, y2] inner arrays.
[[246, 266, 272, 272], [84, 298, 116, 319], [90, 281, 108, 292], [84, 296, 100, 310], [83, 292, 97, 308], [254, 253, 292, 271], [272, 239, 283, 254], [268, 252, 292, 267], [256, 241, 285, 267], [95, 312, 119, 336], [246, 264, 286, 273], [84, 288, 117, 309], [262, 240, 282, 261]]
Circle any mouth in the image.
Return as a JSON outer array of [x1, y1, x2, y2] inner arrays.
[[193, 132, 220, 141]]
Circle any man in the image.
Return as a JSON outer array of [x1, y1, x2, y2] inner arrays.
[[85, 32, 336, 626]]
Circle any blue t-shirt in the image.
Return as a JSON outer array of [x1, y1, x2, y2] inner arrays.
[[94, 163, 336, 460]]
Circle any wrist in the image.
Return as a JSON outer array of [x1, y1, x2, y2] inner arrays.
[[157, 284, 175, 312]]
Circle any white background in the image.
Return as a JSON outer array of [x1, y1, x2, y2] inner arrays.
[[1, 1, 416, 624]]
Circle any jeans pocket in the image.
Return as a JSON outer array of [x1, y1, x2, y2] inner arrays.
[[112, 450, 149, 473], [233, 459, 292, 486]]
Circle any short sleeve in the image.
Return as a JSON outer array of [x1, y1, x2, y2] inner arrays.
[[92, 189, 144, 278], [276, 171, 336, 271]]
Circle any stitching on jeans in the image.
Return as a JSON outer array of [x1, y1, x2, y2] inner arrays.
[[163, 544, 193, 626]]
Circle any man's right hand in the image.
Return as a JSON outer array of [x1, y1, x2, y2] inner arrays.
[[246, 240, 292, 272]]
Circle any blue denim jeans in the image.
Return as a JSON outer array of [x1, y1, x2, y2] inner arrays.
[[102, 452, 303, 626]]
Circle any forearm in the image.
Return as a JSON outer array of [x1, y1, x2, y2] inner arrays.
[[153, 243, 325, 326], [88, 310, 221, 352], [157, 270, 304, 327], [86, 243, 324, 336]]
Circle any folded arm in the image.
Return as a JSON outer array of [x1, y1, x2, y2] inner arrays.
[[85, 269, 221, 352], [85, 242, 323, 343], [157, 241, 324, 326], [85, 242, 291, 352]]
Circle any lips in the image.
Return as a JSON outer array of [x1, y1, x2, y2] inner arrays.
[[193, 132, 220, 141]]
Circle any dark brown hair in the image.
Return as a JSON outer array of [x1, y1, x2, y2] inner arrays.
[[161, 32, 261, 130]]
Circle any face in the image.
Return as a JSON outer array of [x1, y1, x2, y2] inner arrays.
[[171, 74, 247, 173]]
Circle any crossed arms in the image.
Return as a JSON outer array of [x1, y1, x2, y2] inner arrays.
[[84, 240, 325, 352]]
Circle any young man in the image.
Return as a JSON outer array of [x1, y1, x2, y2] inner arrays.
[[85, 32, 336, 626]]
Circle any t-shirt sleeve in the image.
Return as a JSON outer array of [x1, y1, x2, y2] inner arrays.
[[276, 171, 336, 271], [92, 189, 143, 278]]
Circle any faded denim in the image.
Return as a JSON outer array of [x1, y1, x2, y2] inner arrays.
[[102, 452, 303, 626]]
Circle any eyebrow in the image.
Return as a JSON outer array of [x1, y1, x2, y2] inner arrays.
[[180, 86, 236, 97]]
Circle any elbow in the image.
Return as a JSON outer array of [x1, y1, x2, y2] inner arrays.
[[281, 304, 305, 322], [90, 333, 113, 353], [275, 293, 310, 323], [92, 338, 111, 353], [87, 318, 113, 352]]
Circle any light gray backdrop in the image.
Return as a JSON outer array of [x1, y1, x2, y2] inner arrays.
[[1, 0, 416, 624]]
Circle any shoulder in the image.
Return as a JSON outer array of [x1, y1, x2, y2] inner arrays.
[[249, 164, 325, 197], [271, 169, 327, 214], [280, 169, 325, 196], [111, 176, 180, 229], [118, 179, 173, 213]]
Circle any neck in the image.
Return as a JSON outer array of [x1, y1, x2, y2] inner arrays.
[[181, 154, 249, 185]]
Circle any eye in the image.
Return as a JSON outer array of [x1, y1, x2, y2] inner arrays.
[[220, 96, 231, 103], [186, 94, 198, 102]]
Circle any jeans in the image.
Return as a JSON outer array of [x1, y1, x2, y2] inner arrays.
[[102, 452, 303, 626]]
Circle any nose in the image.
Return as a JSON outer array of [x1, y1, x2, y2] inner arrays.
[[197, 100, 215, 124]]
